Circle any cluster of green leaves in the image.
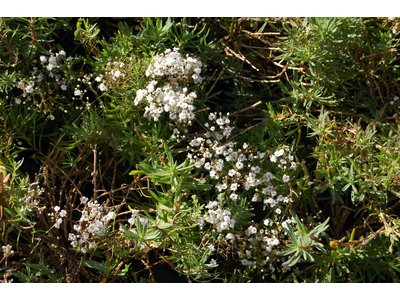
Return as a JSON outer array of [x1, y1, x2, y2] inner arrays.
[[278, 210, 330, 267], [277, 17, 400, 111]]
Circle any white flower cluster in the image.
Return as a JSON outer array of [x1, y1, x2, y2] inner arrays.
[[145, 47, 203, 84], [237, 211, 328, 272], [68, 196, 115, 254], [18, 184, 45, 214], [134, 48, 203, 125], [187, 112, 295, 206], [134, 81, 197, 123], [94, 59, 132, 93], [15, 49, 76, 111], [48, 205, 68, 229], [390, 95, 399, 117], [198, 200, 235, 232], [238, 223, 285, 268], [1, 244, 14, 257], [389, 95, 399, 105], [127, 208, 140, 225]]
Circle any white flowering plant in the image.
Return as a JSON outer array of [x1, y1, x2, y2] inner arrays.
[[1, 17, 400, 284]]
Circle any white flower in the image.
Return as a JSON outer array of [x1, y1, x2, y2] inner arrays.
[[210, 258, 217, 266], [241, 258, 253, 266], [263, 172, 274, 182], [95, 76, 102, 82], [58, 50, 66, 56], [59, 210, 67, 218], [49, 55, 57, 63], [113, 70, 121, 78], [61, 84, 67, 91], [40, 55, 47, 63], [230, 183, 238, 191], [236, 161, 244, 170], [68, 233, 76, 241], [15, 98, 21, 105], [25, 82, 35, 94], [246, 225, 257, 235], [226, 233, 235, 241], [105, 211, 115, 221], [275, 208, 281, 215], [74, 89, 82, 96], [54, 218, 63, 229], [228, 169, 236, 177], [99, 83, 108, 92], [275, 149, 284, 157], [54, 206, 60, 212], [229, 193, 238, 201], [208, 112, 216, 120], [282, 174, 290, 183], [263, 219, 270, 227], [88, 241, 96, 249]]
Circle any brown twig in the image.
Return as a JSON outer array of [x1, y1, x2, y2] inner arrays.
[[205, 69, 225, 100], [229, 100, 263, 117], [358, 226, 385, 250], [241, 29, 281, 36], [222, 41, 260, 72], [221, 61, 280, 83]]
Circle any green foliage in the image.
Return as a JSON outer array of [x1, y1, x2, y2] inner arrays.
[[278, 210, 330, 267]]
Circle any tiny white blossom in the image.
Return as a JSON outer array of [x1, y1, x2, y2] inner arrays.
[[226, 233, 235, 241], [229, 193, 238, 201], [99, 83, 108, 91], [246, 225, 257, 235], [236, 161, 244, 170], [282, 174, 290, 183], [209, 258, 217, 266], [54, 218, 63, 229]]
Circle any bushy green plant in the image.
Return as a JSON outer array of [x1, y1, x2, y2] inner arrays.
[[1, 17, 400, 283]]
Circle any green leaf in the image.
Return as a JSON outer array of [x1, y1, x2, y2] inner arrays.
[[308, 217, 330, 237], [164, 143, 174, 167], [81, 260, 108, 272], [120, 224, 141, 240], [289, 210, 307, 234], [143, 229, 163, 242], [278, 247, 298, 256]]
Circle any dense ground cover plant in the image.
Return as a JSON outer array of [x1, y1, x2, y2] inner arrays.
[[1, 17, 400, 283]]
